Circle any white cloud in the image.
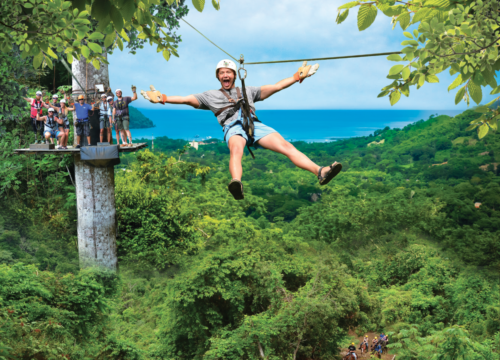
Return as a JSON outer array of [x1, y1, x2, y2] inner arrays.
[[109, 0, 498, 110]]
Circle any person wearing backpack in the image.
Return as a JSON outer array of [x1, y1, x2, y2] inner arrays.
[[24, 91, 49, 144]]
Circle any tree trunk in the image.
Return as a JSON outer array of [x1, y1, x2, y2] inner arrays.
[[71, 54, 117, 271], [74, 154, 117, 270]]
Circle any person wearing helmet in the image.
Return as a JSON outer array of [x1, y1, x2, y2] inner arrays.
[[107, 96, 120, 145], [74, 94, 94, 148], [347, 343, 357, 359], [36, 107, 67, 148], [359, 336, 369, 354], [23, 90, 50, 143], [112, 86, 138, 147], [141, 59, 342, 200], [371, 336, 378, 350], [58, 99, 75, 149], [98, 93, 112, 143]]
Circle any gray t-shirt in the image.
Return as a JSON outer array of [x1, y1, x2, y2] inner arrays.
[[193, 86, 262, 126]]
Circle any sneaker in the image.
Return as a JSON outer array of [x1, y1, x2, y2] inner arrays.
[[76, 144, 81, 149], [45, 140, 50, 145], [56, 146, 63, 149], [63, 146, 68, 150]]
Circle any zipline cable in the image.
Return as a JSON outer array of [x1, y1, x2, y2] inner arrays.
[[245, 52, 403, 65], [172, 9, 238, 61], [172, 8, 401, 65]]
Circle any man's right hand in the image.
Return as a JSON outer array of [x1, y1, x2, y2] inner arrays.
[[141, 85, 167, 104]]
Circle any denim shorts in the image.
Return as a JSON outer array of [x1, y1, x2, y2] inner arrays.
[[45, 129, 61, 138], [223, 119, 277, 148]]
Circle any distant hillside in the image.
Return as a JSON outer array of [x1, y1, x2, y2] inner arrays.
[[129, 106, 155, 129]]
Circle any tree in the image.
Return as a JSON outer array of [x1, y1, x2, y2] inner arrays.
[[0, 0, 219, 70], [336, 0, 500, 137]]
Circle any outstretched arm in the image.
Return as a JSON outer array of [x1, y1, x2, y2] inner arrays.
[[141, 86, 200, 108], [164, 95, 199, 108], [260, 77, 297, 100], [260, 61, 320, 101]]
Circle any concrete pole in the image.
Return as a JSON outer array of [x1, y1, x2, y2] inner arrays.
[[71, 54, 117, 271]]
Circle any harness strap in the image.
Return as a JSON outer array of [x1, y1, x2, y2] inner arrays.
[[214, 87, 242, 116]]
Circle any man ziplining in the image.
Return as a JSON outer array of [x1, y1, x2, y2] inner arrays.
[[141, 59, 342, 200]]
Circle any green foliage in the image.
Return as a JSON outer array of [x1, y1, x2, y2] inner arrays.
[[0, 264, 118, 359], [2, 107, 500, 358], [0, 0, 220, 69], [336, 0, 500, 113]]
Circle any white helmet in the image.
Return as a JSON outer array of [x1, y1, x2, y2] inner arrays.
[[107, 96, 113, 101], [115, 89, 122, 93], [48, 107, 55, 112], [60, 99, 66, 104], [52, 94, 58, 99], [36, 91, 42, 96], [216, 59, 237, 78], [101, 93, 107, 98]]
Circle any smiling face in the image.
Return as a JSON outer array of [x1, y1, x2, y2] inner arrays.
[[116, 91, 122, 98], [217, 68, 236, 90]]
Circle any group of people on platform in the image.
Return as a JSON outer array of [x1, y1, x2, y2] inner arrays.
[[346, 333, 389, 359], [23, 86, 137, 149]]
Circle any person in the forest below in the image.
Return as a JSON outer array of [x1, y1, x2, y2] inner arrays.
[[141, 59, 342, 200], [113, 86, 137, 147], [24, 91, 49, 144], [347, 342, 357, 359], [98, 93, 112, 143], [36, 108, 66, 146], [58, 99, 74, 149], [359, 335, 369, 353], [74, 95, 93, 148]]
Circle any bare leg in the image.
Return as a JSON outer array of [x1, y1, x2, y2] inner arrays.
[[100, 129, 104, 143], [120, 130, 127, 145], [107, 127, 111, 143], [125, 130, 133, 144], [65, 129, 70, 147], [258, 132, 338, 178], [114, 125, 120, 144], [228, 135, 246, 180], [86, 136, 91, 145]]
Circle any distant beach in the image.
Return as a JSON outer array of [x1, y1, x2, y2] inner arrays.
[[132, 109, 464, 142]]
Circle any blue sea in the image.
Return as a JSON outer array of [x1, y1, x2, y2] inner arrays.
[[131, 109, 464, 142]]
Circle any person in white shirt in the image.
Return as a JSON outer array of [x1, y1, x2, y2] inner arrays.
[[98, 94, 113, 143]]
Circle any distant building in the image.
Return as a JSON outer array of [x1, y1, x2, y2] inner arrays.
[[190, 140, 199, 150]]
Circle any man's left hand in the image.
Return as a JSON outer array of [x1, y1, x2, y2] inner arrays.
[[293, 61, 320, 83]]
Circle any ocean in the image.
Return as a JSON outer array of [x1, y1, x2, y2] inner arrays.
[[131, 109, 464, 142]]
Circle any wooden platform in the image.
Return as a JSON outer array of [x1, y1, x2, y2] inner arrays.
[[14, 143, 147, 155]]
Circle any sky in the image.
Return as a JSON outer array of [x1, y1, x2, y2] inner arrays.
[[108, 0, 498, 110]]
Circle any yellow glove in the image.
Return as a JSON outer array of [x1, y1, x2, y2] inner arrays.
[[293, 61, 320, 83], [141, 85, 167, 105]]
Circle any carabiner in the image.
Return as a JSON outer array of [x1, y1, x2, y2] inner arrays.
[[238, 54, 247, 80], [238, 68, 247, 81]]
